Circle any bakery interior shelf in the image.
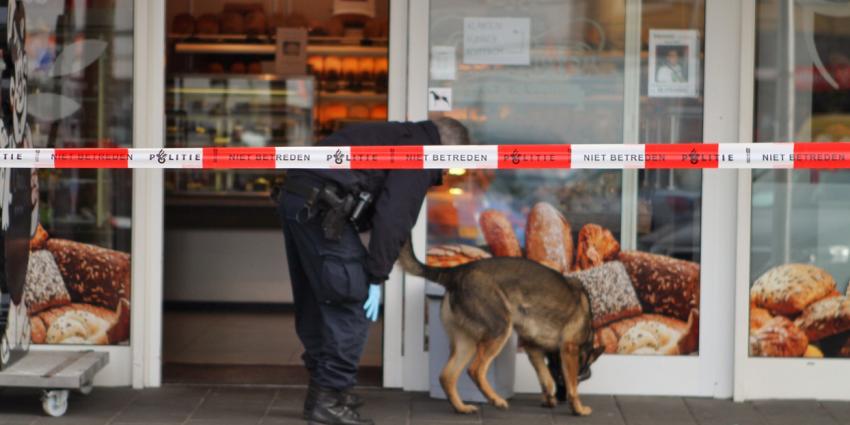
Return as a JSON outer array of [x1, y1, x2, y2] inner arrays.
[[174, 41, 387, 57], [166, 192, 275, 208], [318, 90, 387, 101]]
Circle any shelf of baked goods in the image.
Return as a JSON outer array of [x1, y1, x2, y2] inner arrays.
[[318, 90, 387, 101], [172, 34, 388, 57]]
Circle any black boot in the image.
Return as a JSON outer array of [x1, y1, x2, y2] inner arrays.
[[339, 390, 364, 409], [304, 384, 365, 419], [307, 387, 374, 425]]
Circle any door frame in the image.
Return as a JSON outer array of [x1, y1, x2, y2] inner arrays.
[[400, 0, 744, 397]]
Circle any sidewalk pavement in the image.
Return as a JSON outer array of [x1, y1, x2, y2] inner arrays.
[[0, 385, 848, 425]]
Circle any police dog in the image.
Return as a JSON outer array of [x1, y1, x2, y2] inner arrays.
[[399, 240, 603, 416]]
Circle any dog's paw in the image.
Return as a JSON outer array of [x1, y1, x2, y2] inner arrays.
[[541, 394, 557, 408], [491, 398, 509, 410], [455, 404, 479, 414], [572, 404, 592, 416]]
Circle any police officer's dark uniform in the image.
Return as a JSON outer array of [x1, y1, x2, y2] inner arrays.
[[277, 121, 443, 425]]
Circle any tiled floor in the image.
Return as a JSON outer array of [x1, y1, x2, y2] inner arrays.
[[163, 311, 383, 367], [0, 386, 848, 425]]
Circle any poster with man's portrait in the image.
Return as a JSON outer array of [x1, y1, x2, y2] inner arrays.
[[649, 29, 699, 98]]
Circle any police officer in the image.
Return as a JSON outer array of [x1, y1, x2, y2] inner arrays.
[[277, 117, 470, 425]]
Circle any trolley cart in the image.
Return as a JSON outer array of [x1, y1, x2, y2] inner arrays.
[[0, 350, 108, 417]]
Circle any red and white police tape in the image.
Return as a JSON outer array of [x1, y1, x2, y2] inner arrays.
[[3, 143, 850, 169]]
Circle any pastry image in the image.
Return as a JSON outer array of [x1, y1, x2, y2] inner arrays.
[[248, 62, 263, 74], [24, 250, 71, 315], [230, 62, 247, 74], [574, 223, 620, 271], [568, 261, 641, 328], [45, 239, 131, 311], [617, 321, 681, 355], [30, 223, 48, 251], [30, 304, 116, 345], [479, 210, 522, 257], [751, 263, 836, 316], [749, 306, 773, 331], [426, 244, 491, 267], [525, 202, 573, 273], [749, 316, 808, 357], [596, 312, 697, 355], [618, 250, 699, 321], [794, 295, 850, 342]]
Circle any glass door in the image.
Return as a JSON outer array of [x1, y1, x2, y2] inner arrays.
[[735, 0, 850, 400], [403, 0, 730, 396]]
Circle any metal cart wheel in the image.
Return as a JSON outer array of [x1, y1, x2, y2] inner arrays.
[[41, 389, 69, 417]]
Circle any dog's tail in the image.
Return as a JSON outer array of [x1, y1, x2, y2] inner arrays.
[[398, 237, 450, 287]]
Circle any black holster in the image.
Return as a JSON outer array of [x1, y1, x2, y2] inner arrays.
[[284, 178, 372, 241]]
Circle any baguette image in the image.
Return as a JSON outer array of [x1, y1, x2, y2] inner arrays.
[[479, 210, 522, 257], [525, 202, 573, 273]]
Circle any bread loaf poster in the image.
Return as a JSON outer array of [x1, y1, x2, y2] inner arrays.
[[427, 169, 700, 356], [749, 263, 850, 359]]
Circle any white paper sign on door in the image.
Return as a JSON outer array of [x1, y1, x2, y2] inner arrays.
[[430, 46, 457, 80], [463, 17, 530, 65]]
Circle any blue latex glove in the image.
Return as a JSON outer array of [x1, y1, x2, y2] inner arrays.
[[363, 284, 382, 321]]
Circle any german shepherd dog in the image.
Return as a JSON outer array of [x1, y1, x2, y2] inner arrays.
[[399, 240, 604, 416]]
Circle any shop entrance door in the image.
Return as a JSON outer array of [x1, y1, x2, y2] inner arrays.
[[734, 0, 850, 401], [399, 0, 741, 396]]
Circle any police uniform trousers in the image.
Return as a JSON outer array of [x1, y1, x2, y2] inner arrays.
[[278, 192, 371, 391]]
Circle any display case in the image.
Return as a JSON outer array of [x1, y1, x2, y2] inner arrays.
[[164, 31, 390, 228]]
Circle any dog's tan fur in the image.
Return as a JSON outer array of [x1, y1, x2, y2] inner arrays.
[[399, 240, 603, 416]]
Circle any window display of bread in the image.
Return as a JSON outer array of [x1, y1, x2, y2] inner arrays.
[[794, 295, 850, 342], [525, 202, 573, 273], [172, 13, 196, 34], [594, 326, 619, 354], [751, 263, 835, 316], [426, 244, 491, 267], [196, 14, 220, 35], [30, 304, 117, 345], [45, 239, 131, 311], [749, 306, 773, 331], [749, 316, 808, 357], [568, 261, 641, 328], [220, 11, 245, 34], [479, 210, 522, 257], [24, 250, 71, 315], [574, 223, 620, 271], [617, 250, 699, 321], [30, 223, 49, 251], [244, 10, 267, 36]]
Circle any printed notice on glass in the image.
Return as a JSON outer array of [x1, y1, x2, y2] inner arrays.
[[463, 17, 530, 65], [648, 29, 699, 98], [431, 46, 457, 80]]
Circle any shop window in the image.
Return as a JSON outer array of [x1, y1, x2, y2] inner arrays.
[[23, 1, 134, 347], [749, 1, 850, 359], [426, 0, 704, 356]]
